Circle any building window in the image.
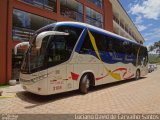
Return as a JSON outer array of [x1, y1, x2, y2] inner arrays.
[[120, 22, 124, 29], [87, 0, 103, 8], [60, 0, 83, 22], [86, 7, 103, 28], [19, 0, 57, 12], [12, 9, 56, 41], [113, 15, 119, 24]]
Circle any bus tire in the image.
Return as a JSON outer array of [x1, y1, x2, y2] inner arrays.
[[135, 69, 140, 80], [79, 74, 90, 94]]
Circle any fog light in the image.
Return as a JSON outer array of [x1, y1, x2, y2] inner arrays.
[[38, 87, 41, 91], [23, 86, 27, 90]]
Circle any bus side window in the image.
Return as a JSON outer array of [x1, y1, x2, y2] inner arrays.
[[139, 46, 148, 66], [46, 26, 83, 67], [80, 33, 94, 53], [107, 39, 114, 53], [105, 36, 117, 55], [123, 41, 132, 56], [90, 31, 107, 52], [143, 47, 148, 66]]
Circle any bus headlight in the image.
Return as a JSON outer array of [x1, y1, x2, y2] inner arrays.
[[31, 74, 47, 83], [20, 74, 47, 84]]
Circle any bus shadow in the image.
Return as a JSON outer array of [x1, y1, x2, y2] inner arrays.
[[16, 77, 146, 109], [89, 77, 146, 92], [16, 90, 80, 109]]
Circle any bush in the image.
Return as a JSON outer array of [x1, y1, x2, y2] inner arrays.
[[148, 55, 160, 64]]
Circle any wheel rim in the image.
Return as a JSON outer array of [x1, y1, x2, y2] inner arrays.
[[80, 75, 90, 93], [86, 78, 90, 89], [136, 71, 140, 79]]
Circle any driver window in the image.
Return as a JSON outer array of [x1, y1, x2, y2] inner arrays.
[[47, 35, 68, 67], [46, 26, 83, 67]]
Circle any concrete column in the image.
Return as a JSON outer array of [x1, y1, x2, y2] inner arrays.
[[57, 0, 60, 15], [6, 0, 14, 82], [103, 0, 113, 32], [0, 0, 8, 84]]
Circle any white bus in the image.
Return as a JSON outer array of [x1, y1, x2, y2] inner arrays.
[[18, 22, 148, 95]]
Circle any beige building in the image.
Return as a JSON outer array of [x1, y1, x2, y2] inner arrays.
[[110, 0, 144, 44]]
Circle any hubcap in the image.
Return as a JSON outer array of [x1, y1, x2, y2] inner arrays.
[[86, 78, 90, 88], [136, 71, 139, 79]]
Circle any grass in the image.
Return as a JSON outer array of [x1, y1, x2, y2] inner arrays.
[[0, 84, 9, 88], [149, 55, 160, 64], [157, 62, 160, 65]]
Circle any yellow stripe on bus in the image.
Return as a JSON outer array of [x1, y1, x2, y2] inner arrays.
[[87, 30, 121, 80]]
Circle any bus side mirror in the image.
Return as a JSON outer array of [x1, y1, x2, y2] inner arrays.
[[35, 31, 69, 49], [14, 42, 30, 55]]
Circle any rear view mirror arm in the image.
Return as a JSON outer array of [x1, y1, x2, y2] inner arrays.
[[14, 42, 29, 55], [36, 31, 69, 49]]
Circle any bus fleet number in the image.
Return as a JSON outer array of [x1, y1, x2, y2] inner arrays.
[[53, 86, 62, 91]]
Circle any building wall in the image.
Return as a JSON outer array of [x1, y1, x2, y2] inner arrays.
[[0, 0, 113, 84], [103, 0, 113, 32], [0, 0, 8, 84]]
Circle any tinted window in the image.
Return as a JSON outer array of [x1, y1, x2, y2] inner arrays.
[[60, 0, 83, 22], [90, 31, 107, 51], [46, 26, 83, 67], [80, 30, 142, 58], [20, 0, 57, 12], [80, 31, 110, 53], [105, 36, 125, 54], [122, 41, 133, 55], [86, 7, 103, 28], [80, 32, 94, 53], [138, 46, 148, 66], [87, 0, 103, 8], [12, 9, 56, 41], [112, 38, 125, 54]]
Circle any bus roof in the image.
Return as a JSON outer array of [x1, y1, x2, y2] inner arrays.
[[50, 21, 144, 46]]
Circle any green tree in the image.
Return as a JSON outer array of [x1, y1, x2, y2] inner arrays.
[[154, 41, 160, 56], [149, 45, 156, 52]]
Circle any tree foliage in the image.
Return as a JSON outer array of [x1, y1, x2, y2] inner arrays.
[[154, 41, 160, 48], [148, 41, 160, 56]]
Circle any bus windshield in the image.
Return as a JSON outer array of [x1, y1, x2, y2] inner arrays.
[[21, 25, 83, 73]]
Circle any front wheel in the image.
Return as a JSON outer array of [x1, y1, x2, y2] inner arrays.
[[79, 74, 90, 94], [135, 69, 140, 80]]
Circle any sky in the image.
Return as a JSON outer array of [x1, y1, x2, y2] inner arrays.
[[119, 0, 160, 47]]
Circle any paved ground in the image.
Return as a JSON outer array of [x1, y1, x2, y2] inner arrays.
[[0, 67, 160, 114]]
